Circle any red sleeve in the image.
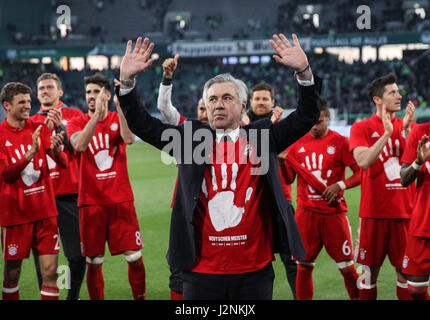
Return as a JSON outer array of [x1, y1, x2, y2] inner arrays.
[[341, 137, 356, 167], [66, 115, 84, 137], [344, 163, 361, 189], [401, 125, 420, 165], [0, 157, 30, 183], [48, 150, 68, 169], [349, 121, 369, 152], [282, 145, 296, 184]]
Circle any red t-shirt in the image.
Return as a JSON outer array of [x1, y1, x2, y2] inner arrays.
[[400, 123, 430, 237], [67, 112, 134, 206], [287, 130, 354, 214], [349, 113, 414, 219], [31, 106, 83, 195], [0, 119, 57, 226], [191, 135, 274, 274]]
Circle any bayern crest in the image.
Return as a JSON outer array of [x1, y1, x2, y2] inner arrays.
[[402, 256, 409, 269], [7, 244, 18, 256], [327, 145, 336, 155], [359, 248, 366, 260]]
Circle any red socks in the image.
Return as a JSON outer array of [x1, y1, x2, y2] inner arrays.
[[126, 252, 146, 300], [396, 280, 412, 300], [86, 257, 105, 300], [2, 283, 19, 300], [41, 285, 59, 300], [408, 281, 430, 300], [358, 283, 377, 300], [296, 263, 314, 300], [338, 263, 360, 300]]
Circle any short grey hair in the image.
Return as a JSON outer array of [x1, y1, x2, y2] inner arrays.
[[202, 73, 248, 106]]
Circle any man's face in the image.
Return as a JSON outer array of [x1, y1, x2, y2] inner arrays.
[[206, 82, 244, 130], [378, 83, 402, 112], [4, 93, 32, 121], [85, 83, 110, 112], [37, 78, 63, 108], [310, 111, 330, 138], [250, 90, 274, 116], [197, 100, 208, 124]]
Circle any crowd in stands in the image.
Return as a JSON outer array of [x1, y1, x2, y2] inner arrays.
[[4, 0, 430, 45]]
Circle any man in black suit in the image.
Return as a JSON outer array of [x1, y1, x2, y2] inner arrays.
[[117, 34, 321, 300]]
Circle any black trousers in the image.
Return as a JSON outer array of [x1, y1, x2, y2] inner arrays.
[[182, 262, 274, 300]]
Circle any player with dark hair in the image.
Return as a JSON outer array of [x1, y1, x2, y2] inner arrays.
[[284, 98, 361, 299], [67, 73, 146, 300], [0, 82, 67, 300], [31, 73, 86, 300], [399, 126, 430, 299], [349, 73, 416, 300]]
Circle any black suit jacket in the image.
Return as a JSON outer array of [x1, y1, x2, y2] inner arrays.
[[117, 76, 322, 271]]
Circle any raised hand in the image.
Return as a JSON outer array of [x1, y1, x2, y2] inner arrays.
[[417, 134, 430, 165], [270, 33, 309, 72], [381, 103, 393, 137], [94, 87, 108, 121], [45, 108, 62, 129], [50, 131, 65, 156], [120, 37, 155, 81], [270, 106, 283, 123], [403, 100, 415, 137], [162, 54, 179, 79]]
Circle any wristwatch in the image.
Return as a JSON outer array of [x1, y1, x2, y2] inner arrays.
[[120, 78, 136, 88]]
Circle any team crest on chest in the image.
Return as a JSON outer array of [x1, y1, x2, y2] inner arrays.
[[110, 123, 119, 131], [326, 145, 336, 155]]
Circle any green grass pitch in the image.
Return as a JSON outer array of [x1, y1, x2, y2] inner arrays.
[[0, 141, 400, 300]]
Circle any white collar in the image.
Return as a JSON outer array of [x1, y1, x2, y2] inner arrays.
[[215, 126, 240, 143]]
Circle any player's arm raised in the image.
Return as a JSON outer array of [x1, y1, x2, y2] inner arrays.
[[353, 104, 392, 170], [157, 54, 181, 125], [400, 134, 430, 187], [70, 88, 107, 152]]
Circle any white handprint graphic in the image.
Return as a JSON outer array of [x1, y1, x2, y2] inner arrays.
[[379, 137, 401, 181], [202, 162, 253, 232], [302, 152, 332, 193], [89, 133, 117, 171], [11, 144, 43, 187]]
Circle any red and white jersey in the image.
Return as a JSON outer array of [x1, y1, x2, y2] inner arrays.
[[191, 134, 274, 274], [67, 111, 134, 206], [0, 119, 57, 226], [401, 123, 430, 238], [31, 106, 83, 195], [349, 113, 415, 219], [287, 130, 355, 214]]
